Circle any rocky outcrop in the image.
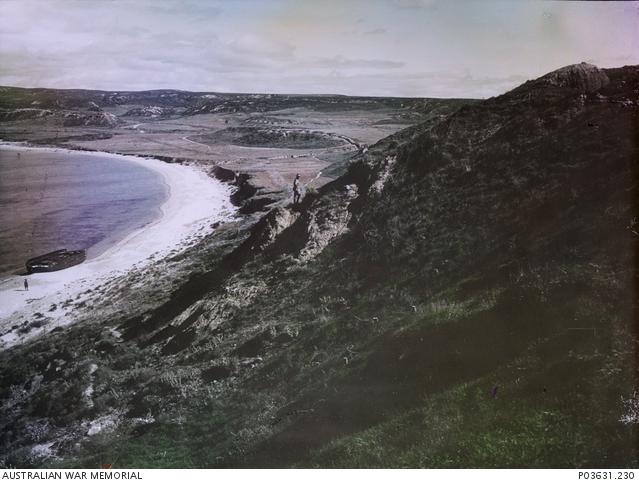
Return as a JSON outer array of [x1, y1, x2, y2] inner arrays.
[[506, 62, 612, 102], [87, 102, 103, 112], [62, 111, 120, 127], [240, 182, 359, 262], [297, 185, 358, 261], [244, 207, 300, 252], [238, 196, 277, 215], [230, 173, 258, 206], [122, 106, 175, 117], [0, 108, 52, 122], [541, 62, 610, 92]]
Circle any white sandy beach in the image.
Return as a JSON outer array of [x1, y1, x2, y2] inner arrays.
[[0, 145, 236, 346]]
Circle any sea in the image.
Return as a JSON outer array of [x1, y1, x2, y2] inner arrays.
[[0, 146, 168, 276]]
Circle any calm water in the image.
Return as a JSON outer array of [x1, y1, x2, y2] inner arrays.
[[0, 147, 168, 275]]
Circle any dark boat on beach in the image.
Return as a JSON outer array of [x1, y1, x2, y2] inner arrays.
[[26, 249, 86, 273]]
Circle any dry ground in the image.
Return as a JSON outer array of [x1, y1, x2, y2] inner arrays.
[[0, 105, 420, 197]]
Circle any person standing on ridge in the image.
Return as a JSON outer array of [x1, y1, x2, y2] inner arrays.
[[293, 173, 301, 205], [24, 279, 29, 291]]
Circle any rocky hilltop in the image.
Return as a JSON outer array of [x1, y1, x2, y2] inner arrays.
[[0, 64, 637, 468], [534, 62, 610, 92]]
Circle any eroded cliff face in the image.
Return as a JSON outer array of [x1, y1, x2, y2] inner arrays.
[[1, 64, 637, 468]]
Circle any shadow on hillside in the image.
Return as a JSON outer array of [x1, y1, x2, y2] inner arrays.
[[232, 284, 590, 467]]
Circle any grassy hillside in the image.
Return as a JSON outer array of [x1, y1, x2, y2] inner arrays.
[[1, 63, 637, 468]]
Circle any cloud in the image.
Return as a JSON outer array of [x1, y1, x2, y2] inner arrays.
[[390, 0, 438, 10], [0, 0, 636, 97], [310, 56, 404, 70], [363, 27, 387, 35], [226, 34, 296, 61], [147, 1, 221, 18]]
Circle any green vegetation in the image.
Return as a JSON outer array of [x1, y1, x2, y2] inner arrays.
[[1, 64, 638, 468]]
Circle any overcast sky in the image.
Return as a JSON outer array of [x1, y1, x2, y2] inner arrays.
[[1, 0, 637, 97]]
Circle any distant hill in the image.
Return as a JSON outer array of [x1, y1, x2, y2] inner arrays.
[[0, 87, 203, 110], [0, 85, 465, 113]]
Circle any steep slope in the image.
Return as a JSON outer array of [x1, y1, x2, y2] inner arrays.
[[210, 63, 639, 468], [0, 64, 637, 468]]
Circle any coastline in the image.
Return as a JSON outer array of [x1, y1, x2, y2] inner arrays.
[[0, 143, 237, 345]]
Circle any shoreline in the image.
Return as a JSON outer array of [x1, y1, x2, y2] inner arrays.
[[0, 143, 237, 346], [0, 143, 172, 272]]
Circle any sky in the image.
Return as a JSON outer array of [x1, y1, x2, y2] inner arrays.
[[0, 0, 637, 98]]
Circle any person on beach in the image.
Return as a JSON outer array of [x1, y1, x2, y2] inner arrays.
[[293, 174, 301, 205], [24, 279, 28, 291]]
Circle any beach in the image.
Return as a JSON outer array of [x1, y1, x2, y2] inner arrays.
[[0, 146, 236, 346]]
